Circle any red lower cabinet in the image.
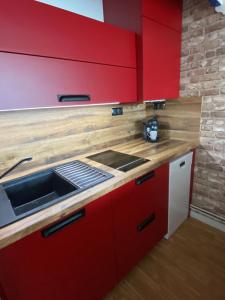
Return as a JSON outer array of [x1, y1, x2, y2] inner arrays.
[[153, 163, 169, 244], [0, 284, 7, 300], [0, 164, 169, 298], [0, 195, 116, 300], [110, 164, 169, 281]]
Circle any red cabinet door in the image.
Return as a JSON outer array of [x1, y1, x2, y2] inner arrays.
[[0, 195, 116, 300], [110, 164, 169, 281], [142, 0, 182, 32], [0, 0, 136, 68], [142, 17, 181, 100], [152, 163, 169, 244], [0, 52, 137, 110]]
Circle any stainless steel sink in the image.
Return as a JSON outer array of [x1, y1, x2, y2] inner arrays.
[[0, 161, 113, 228]]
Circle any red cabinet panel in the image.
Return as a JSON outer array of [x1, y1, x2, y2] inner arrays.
[[103, 0, 182, 33], [0, 0, 136, 68], [103, 1, 182, 101], [110, 164, 169, 281], [0, 284, 6, 300], [153, 163, 169, 243], [142, 17, 181, 100], [0, 52, 137, 110], [103, 0, 142, 33], [0, 195, 116, 300], [142, 0, 182, 32]]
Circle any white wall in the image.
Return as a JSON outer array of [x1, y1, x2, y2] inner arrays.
[[36, 0, 104, 21]]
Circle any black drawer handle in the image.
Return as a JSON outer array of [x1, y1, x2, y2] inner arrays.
[[137, 213, 156, 232], [58, 94, 91, 102], [42, 208, 85, 238], [135, 171, 155, 185], [180, 161, 186, 167]]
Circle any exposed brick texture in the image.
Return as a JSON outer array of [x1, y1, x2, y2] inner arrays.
[[181, 0, 225, 217]]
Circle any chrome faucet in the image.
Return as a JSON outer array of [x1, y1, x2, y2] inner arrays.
[[0, 157, 32, 180]]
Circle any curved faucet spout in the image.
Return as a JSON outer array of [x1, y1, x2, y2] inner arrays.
[[0, 157, 32, 180]]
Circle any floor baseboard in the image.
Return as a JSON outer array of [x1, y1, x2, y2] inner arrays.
[[190, 206, 225, 233]]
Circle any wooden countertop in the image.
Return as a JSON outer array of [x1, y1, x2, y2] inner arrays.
[[0, 138, 199, 250]]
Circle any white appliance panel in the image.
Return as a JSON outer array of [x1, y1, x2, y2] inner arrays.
[[166, 152, 193, 238]]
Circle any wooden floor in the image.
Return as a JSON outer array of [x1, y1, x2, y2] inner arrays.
[[105, 218, 225, 300]]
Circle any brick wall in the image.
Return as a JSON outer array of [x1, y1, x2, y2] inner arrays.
[[181, 0, 225, 217]]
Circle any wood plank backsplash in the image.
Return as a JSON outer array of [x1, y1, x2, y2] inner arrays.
[[0, 97, 201, 177], [146, 96, 202, 141], [0, 104, 152, 176]]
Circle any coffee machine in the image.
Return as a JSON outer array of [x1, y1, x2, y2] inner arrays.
[[143, 115, 159, 143]]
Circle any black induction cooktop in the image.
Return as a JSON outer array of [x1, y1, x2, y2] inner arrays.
[[87, 150, 149, 172]]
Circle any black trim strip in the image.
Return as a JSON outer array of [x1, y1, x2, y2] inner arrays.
[[137, 213, 156, 232], [42, 208, 85, 238], [135, 171, 155, 185], [58, 94, 91, 102]]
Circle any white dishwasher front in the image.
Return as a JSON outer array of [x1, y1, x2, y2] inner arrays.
[[165, 151, 193, 239]]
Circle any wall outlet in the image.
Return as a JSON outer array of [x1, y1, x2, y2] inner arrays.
[[112, 107, 123, 116]]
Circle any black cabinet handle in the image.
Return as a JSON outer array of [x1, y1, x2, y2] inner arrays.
[[58, 94, 91, 102], [42, 208, 85, 238], [180, 161, 186, 167], [137, 213, 156, 232], [135, 171, 155, 185]]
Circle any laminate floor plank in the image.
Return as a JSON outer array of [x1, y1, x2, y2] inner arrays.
[[105, 218, 225, 300]]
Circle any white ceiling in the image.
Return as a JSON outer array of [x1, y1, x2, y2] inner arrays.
[[35, 0, 104, 21]]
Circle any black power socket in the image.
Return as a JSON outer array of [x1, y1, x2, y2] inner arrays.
[[112, 107, 123, 116]]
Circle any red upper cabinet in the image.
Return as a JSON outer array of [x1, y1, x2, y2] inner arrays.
[[0, 52, 137, 110], [0, 0, 137, 109], [103, 0, 142, 33], [0, 195, 116, 300], [142, 17, 181, 100], [142, 0, 183, 32], [0, 0, 136, 68], [103, 0, 182, 101]]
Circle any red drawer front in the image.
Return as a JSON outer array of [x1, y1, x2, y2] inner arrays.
[[142, 0, 182, 33], [111, 180, 156, 280], [0, 52, 137, 110], [0, 0, 136, 68], [111, 163, 169, 281], [142, 17, 181, 100]]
